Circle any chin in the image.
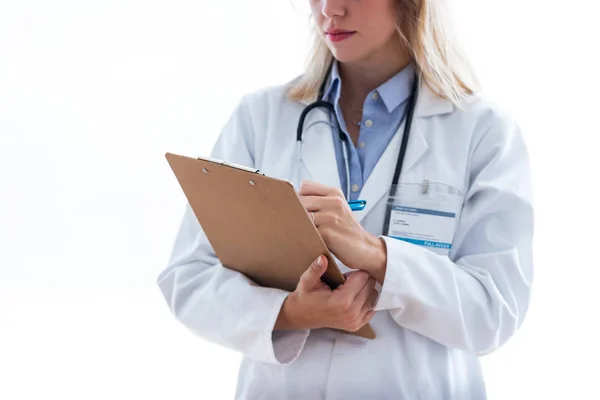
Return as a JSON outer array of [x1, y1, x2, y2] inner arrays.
[[329, 49, 367, 65]]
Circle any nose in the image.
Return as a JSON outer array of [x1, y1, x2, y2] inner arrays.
[[320, 0, 346, 19]]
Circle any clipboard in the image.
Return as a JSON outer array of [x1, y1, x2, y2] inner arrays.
[[165, 152, 376, 340]]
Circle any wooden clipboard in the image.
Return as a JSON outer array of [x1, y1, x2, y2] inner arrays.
[[165, 152, 375, 340]]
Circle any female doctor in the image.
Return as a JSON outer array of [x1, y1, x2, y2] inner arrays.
[[157, 0, 534, 399]]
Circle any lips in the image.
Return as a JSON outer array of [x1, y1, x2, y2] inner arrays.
[[325, 29, 356, 43]]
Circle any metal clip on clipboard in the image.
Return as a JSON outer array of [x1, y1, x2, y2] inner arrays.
[[197, 156, 265, 176]]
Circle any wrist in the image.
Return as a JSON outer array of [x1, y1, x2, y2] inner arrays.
[[367, 235, 387, 285], [275, 293, 304, 331]]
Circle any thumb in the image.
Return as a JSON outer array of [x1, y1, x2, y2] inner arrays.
[[300, 255, 328, 289]]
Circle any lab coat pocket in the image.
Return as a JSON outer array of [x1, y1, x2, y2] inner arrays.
[[383, 180, 465, 256]]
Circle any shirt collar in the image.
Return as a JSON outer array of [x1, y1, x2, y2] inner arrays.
[[321, 61, 342, 103], [377, 63, 416, 113], [320, 61, 417, 113]]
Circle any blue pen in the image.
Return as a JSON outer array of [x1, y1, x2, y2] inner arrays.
[[348, 200, 367, 211]]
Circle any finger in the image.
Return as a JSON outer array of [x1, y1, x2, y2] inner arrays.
[[338, 271, 370, 295], [299, 195, 344, 212], [343, 270, 359, 280], [298, 195, 325, 212], [367, 289, 379, 308], [310, 210, 336, 229], [354, 276, 376, 306], [299, 255, 328, 290], [361, 310, 376, 325], [360, 289, 379, 315], [299, 180, 343, 198]]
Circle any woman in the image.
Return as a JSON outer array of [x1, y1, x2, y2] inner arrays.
[[157, 0, 534, 398]]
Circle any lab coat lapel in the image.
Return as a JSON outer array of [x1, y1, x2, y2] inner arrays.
[[353, 117, 429, 224], [352, 81, 454, 224], [299, 107, 342, 190]]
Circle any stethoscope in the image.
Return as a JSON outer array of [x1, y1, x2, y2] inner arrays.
[[296, 61, 420, 233]]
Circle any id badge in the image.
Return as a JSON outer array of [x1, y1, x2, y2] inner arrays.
[[385, 181, 464, 256]]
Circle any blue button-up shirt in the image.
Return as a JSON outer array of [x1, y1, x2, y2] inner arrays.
[[322, 61, 416, 200]]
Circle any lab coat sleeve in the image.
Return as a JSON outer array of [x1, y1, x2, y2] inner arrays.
[[157, 94, 310, 365], [373, 111, 534, 356]]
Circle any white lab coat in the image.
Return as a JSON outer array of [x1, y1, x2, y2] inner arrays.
[[157, 80, 534, 399]]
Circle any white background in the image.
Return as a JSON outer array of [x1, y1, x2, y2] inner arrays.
[[1, 0, 599, 399]]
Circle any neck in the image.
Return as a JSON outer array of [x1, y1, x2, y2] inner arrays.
[[338, 46, 411, 102]]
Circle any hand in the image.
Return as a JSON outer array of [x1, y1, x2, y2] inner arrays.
[[276, 255, 378, 332], [299, 180, 387, 284]]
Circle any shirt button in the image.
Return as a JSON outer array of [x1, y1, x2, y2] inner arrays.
[[371, 92, 380, 101], [351, 184, 360, 193], [357, 141, 365, 149], [364, 119, 374, 128]]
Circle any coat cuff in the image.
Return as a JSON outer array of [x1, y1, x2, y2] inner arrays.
[[372, 236, 412, 311], [260, 291, 310, 364]]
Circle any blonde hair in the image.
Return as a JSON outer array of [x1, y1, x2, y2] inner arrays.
[[288, 0, 479, 106]]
